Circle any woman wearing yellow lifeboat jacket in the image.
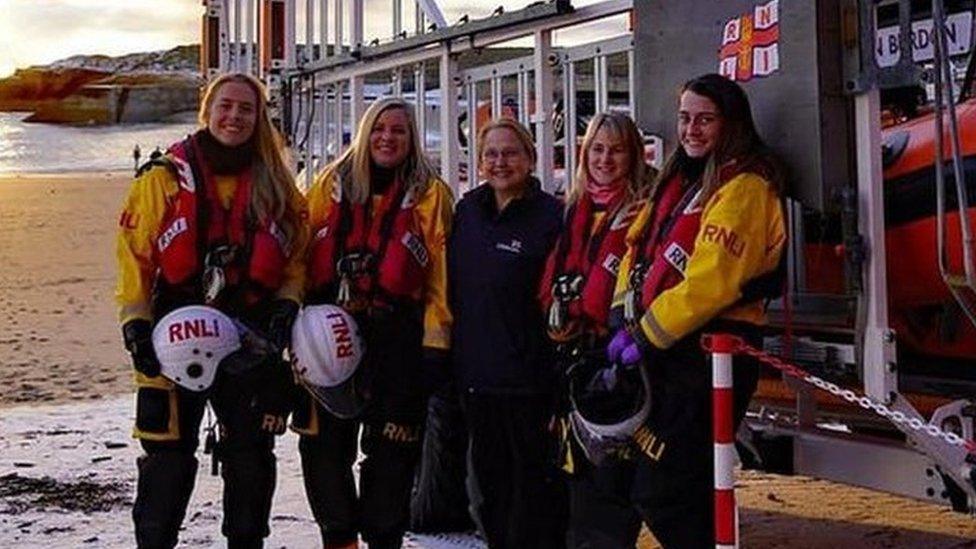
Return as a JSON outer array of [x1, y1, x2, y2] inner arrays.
[[115, 72, 309, 549], [605, 73, 786, 547], [539, 112, 653, 547], [296, 96, 453, 549]]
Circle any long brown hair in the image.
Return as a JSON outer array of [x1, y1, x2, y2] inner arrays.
[[654, 73, 783, 203], [567, 111, 648, 206], [198, 72, 302, 244], [325, 97, 436, 204]]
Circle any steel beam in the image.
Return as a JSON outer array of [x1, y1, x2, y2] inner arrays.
[[291, 0, 629, 79], [533, 29, 555, 192], [855, 89, 896, 403], [415, 0, 446, 29], [245, 0, 255, 72], [440, 49, 460, 193]]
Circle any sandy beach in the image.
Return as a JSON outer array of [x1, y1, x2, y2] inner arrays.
[[0, 173, 131, 406], [1, 173, 975, 547]]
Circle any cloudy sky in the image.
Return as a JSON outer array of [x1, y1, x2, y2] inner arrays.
[[0, 0, 625, 77]]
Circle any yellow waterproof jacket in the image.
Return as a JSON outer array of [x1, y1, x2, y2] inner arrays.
[[115, 164, 310, 325], [305, 169, 453, 351], [613, 171, 786, 349]]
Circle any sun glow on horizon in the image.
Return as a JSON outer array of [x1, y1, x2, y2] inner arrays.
[[0, 0, 199, 78], [0, 0, 622, 79]]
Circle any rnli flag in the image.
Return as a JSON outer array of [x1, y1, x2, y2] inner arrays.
[[718, 0, 780, 82]]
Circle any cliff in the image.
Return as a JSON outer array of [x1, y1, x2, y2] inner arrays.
[[0, 45, 202, 125]]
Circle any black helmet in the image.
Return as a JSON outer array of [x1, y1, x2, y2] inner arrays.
[[568, 356, 652, 465]]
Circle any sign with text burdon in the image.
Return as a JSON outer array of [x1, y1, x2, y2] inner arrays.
[[875, 12, 974, 68]]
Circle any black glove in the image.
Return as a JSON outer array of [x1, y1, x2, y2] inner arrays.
[[265, 299, 300, 352], [422, 347, 452, 395], [123, 319, 160, 378]]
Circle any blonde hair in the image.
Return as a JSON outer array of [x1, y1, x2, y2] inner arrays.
[[198, 72, 302, 244], [476, 118, 537, 166], [326, 97, 435, 204], [567, 112, 648, 206]]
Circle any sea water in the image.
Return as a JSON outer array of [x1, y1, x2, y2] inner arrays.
[[0, 112, 197, 175]]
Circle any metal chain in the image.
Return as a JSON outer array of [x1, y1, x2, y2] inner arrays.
[[736, 342, 976, 456]]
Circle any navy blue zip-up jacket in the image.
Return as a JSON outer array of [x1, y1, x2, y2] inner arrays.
[[448, 180, 563, 395]]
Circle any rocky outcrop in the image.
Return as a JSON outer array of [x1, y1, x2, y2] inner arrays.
[[0, 67, 110, 112], [23, 73, 202, 125], [0, 45, 201, 125], [49, 45, 199, 74]]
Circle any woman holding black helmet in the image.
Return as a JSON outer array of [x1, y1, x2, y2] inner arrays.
[[538, 111, 653, 547], [297, 96, 453, 549], [603, 73, 786, 547], [116, 72, 309, 549]]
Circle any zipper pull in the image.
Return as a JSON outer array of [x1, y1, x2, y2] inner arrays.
[[337, 274, 352, 308], [548, 301, 565, 332]]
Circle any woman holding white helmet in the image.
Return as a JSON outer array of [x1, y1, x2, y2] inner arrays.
[[298, 97, 453, 549], [115, 72, 309, 549]]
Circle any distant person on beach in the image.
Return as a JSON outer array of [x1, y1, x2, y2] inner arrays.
[[132, 144, 141, 175], [538, 112, 654, 547], [115, 72, 309, 549], [297, 97, 453, 549], [448, 118, 565, 547], [605, 73, 786, 547]]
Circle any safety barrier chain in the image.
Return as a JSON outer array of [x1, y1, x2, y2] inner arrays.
[[704, 335, 976, 456]]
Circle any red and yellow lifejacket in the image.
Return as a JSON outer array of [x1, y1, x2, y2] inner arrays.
[[624, 161, 783, 322], [153, 136, 289, 295], [308, 176, 428, 307], [540, 193, 644, 339], [632, 173, 705, 311]]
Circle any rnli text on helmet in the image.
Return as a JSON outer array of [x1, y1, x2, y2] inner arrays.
[[326, 311, 355, 358], [168, 317, 222, 343]]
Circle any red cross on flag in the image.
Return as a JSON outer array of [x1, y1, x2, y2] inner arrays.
[[718, 0, 780, 81]]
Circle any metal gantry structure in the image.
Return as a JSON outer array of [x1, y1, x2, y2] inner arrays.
[[201, 0, 633, 194], [199, 0, 976, 516]]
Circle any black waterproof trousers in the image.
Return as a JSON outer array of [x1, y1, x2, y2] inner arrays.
[[462, 393, 567, 549], [410, 382, 474, 532], [133, 369, 284, 549], [568, 328, 760, 549], [297, 308, 427, 549]]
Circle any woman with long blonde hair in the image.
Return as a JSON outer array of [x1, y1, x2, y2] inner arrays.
[[116, 72, 309, 548], [537, 111, 654, 547], [298, 97, 453, 549]]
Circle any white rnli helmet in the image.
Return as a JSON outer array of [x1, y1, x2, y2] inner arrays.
[[290, 304, 367, 419], [152, 305, 240, 391]]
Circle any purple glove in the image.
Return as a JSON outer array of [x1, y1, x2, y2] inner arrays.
[[607, 328, 643, 365]]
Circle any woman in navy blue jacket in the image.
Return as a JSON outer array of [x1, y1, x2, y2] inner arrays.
[[448, 118, 564, 548]]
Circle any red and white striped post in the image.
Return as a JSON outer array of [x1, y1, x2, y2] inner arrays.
[[704, 333, 740, 549]]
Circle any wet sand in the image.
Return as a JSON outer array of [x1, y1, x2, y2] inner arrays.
[[0, 173, 131, 406], [0, 173, 974, 547]]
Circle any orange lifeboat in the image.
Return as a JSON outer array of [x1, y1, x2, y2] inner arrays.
[[881, 98, 976, 361], [805, 98, 976, 362]]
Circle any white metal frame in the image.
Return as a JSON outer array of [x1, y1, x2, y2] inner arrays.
[[264, 0, 631, 195]]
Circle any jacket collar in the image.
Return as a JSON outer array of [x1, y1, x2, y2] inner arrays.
[[474, 176, 543, 218]]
